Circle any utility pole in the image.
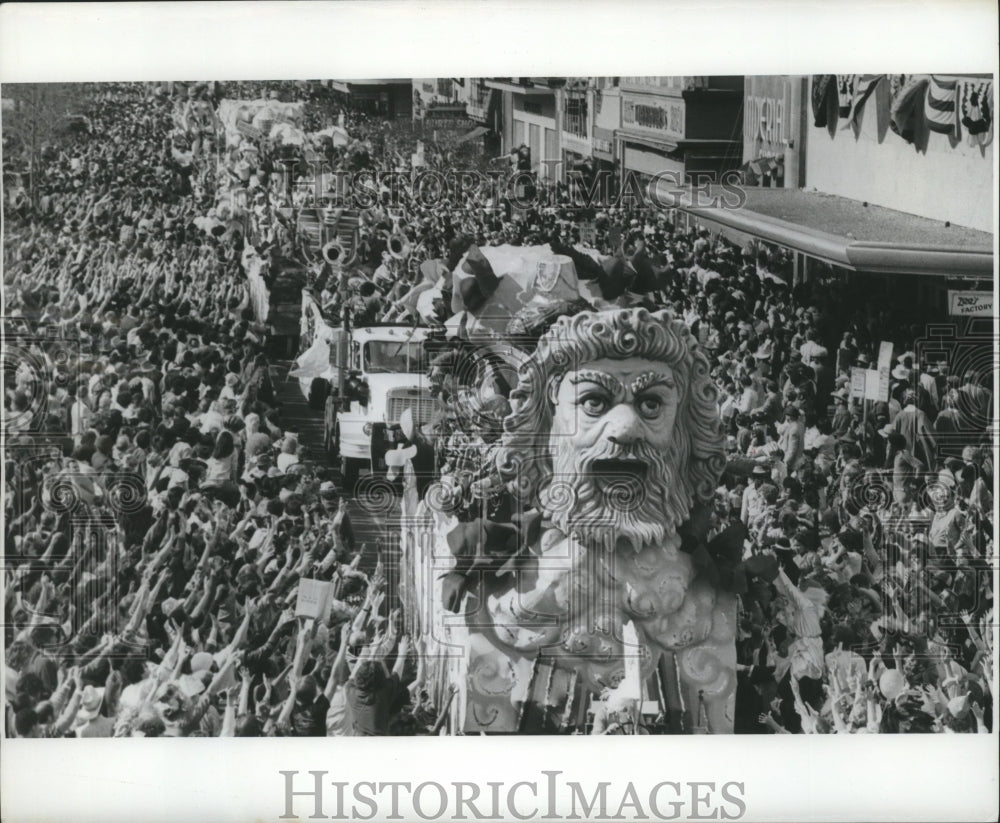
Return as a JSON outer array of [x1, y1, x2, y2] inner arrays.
[[337, 261, 350, 404], [29, 86, 40, 210]]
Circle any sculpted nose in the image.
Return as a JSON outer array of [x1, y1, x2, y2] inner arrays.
[[603, 403, 642, 447]]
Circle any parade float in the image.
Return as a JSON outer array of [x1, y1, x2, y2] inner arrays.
[[370, 241, 743, 734]]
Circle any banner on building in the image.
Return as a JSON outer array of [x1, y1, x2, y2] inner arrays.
[[948, 290, 993, 317]]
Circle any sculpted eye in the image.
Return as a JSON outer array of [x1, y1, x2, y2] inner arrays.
[[637, 396, 662, 418], [580, 394, 609, 416]]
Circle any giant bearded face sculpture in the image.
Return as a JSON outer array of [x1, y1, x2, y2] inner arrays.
[[546, 357, 682, 551], [498, 308, 726, 541]]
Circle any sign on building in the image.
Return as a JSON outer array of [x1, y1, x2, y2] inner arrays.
[[948, 290, 993, 317], [743, 76, 792, 164], [622, 94, 685, 140]]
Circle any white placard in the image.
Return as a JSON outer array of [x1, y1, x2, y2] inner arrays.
[[864, 368, 887, 401], [850, 367, 867, 399], [295, 578, 333, 621], [877, 341, 894, 371]]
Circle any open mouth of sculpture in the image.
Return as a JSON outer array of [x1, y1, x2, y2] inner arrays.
[[592, 457, 649, 484]]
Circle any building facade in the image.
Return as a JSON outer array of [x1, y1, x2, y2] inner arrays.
[[328, 79, 412, 119], [741, 75, 807, 188], [616, 76, 744, 186], [486, 78, 563, 182], [806, 74, 992, 233]]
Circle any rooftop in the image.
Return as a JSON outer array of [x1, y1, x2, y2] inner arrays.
[[738, 187, 992, 250]]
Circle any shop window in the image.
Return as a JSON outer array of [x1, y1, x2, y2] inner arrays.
[[469, 79, 489, 107], [563, 97, 588, 137]]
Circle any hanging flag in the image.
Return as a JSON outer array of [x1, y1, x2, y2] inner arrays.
[[842, 74, 884, 130], [957, 78, 994, 148], [888, 74, 910, 99], [836, 75, 855, 119], [811, 75, 836, 127], [890, 74, 929, 143], [925, 75, 959, 136]]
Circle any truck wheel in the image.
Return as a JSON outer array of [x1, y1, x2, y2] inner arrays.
[[308, 378, 330, 411], [340, 456, 359, 492]]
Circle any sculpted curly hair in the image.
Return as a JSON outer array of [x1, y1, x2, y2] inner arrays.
[[496, 308, 726, 520]]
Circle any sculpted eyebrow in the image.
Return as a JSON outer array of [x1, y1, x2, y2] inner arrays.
[[631, 371, 676, 393], [569, 371, 623, 396]]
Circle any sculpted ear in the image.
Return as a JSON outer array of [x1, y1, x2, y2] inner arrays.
[[546, 374, 564, 408]]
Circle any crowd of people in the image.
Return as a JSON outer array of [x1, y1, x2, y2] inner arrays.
[[3, 80, 994, 737]]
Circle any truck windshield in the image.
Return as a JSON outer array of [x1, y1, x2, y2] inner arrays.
[[364, 340, 428, 374]]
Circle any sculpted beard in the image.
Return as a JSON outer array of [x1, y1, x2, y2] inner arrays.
[[543, 435, 690, 550]]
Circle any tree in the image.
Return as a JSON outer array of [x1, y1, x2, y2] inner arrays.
[[2, 83, 87, 205]]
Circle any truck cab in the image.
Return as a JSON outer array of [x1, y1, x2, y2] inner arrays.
[[322, 325, 437, 488]]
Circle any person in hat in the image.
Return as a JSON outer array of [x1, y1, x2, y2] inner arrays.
[[891, 354, 913, 382], [741, 464, 771, 526], [777, 405, 805, 475], [927, 476, 968, 555], [891, 389, 937, 469], [830, 389, 853, 439], [886, 432, 924, 506], [313, 481, 356, 560]]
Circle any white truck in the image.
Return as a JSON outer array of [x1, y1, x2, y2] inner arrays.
[[319, 325, 437, 488]]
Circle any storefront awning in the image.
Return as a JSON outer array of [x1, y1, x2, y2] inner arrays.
[[618, 130, 679, 155], [653, 185, 993, 278], [456, 125, 489, 143], [484, 80, 554, 95]]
